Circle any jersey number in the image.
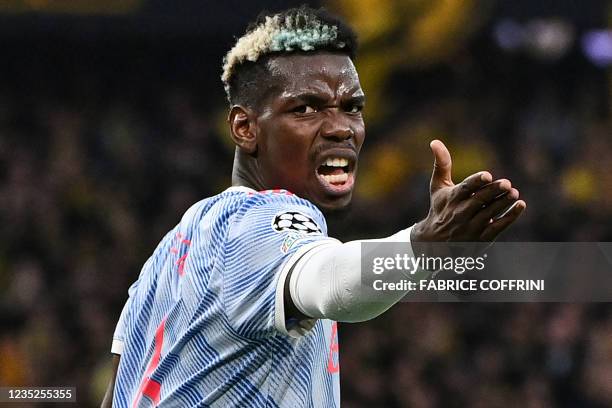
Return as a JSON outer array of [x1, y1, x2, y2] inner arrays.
[[132, 317, 166, 407]]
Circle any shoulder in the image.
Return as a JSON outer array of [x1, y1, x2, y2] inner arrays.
[[175, 187, 328, 241], [228, 188, 328, 236]]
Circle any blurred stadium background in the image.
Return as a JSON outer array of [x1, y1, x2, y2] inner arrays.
[[0, 0, 611, 406]]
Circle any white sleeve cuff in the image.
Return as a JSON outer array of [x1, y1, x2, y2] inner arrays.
[[274, 238, 340, 338], [111, 339, 124, 355]]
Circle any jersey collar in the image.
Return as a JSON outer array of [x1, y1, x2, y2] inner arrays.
[[226, 186, 257, 194]]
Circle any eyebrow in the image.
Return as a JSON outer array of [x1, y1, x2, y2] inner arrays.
[[295, 93, 330, 106], [283, 91, 366, 106]]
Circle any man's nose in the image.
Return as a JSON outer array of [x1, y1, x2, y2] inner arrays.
[[320, 110, 355, 141]]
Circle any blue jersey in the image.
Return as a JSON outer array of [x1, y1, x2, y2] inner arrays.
[[112, 186, 341, 407]]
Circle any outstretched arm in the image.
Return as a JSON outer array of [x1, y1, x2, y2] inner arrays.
[[283, 140, 526, 323]]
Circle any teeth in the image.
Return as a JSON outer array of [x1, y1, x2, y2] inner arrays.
[[322, 173, 349, 184], [324, 158, 349, 167]]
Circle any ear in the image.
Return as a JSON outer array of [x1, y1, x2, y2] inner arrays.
[[228, 105, 257, 155]]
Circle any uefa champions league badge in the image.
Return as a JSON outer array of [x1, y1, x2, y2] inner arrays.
[[272, 211, 322, 235], [272, 211, 323, 253]]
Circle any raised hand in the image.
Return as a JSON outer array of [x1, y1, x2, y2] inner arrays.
[[411, 140, 526, 243]]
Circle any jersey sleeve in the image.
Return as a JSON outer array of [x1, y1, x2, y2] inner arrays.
[[110, 279, 139, 355], [109, 227, 177, 354], [222, 193, 338, 340]]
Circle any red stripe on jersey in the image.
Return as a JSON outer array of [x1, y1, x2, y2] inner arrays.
[[327, 322, 340, 373], [176, 254, 188, 276], [133, 317, 166, 407], [141, 378, 161, 406]]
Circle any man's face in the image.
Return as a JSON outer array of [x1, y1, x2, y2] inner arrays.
[[254, 52, 366, 212]]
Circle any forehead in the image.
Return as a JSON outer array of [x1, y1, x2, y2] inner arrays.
[[266, 52, 361, 95]]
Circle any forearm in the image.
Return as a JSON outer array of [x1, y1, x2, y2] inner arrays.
[[288, 227, 417, 322], [100, 354, 120, 408]]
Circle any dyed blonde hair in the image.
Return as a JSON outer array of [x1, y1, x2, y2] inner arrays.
[[221, 6, 357, 105]]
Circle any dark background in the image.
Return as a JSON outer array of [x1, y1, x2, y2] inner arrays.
[[0, 0, 611, 406]]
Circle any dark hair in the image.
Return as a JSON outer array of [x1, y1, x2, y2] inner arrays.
[[222, 6, 358, 109]]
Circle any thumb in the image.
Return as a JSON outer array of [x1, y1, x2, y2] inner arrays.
[[430, 139, 453, 192]]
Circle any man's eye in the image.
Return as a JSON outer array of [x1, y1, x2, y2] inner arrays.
[[293, 105, 317, 114], [347, 104, 363, 114]]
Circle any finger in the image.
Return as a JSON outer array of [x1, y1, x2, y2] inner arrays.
[[429, 140, 453, 193], [471, 188, 519, 228], [459, 179, 513, 216], [452, 171, 493, 201], [479, 200, 526, 241]]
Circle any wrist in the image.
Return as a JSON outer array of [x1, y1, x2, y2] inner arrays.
[[410, 219, 427, 243]]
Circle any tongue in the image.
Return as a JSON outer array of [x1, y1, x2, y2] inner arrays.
[[318, 165, 345, 176]]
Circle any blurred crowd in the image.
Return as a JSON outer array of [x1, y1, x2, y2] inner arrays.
[[1, 14, 611, 408]]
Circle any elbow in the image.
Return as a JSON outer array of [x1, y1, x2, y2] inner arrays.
[[321, 295, 394, 323]]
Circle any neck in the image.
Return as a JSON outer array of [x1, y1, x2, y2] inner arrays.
[[231, 148, 266, 190]]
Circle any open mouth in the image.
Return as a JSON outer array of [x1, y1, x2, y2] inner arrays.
[[315, 155, 356, 195]]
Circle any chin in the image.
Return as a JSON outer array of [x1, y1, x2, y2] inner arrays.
[[315, 194, 353, 216]]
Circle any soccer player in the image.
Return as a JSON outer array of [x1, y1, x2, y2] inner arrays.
[[101, 6, 526, 407]]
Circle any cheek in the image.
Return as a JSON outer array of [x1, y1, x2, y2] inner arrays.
[[353, 123, 366, 151], [261, 124, 314, 178]]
